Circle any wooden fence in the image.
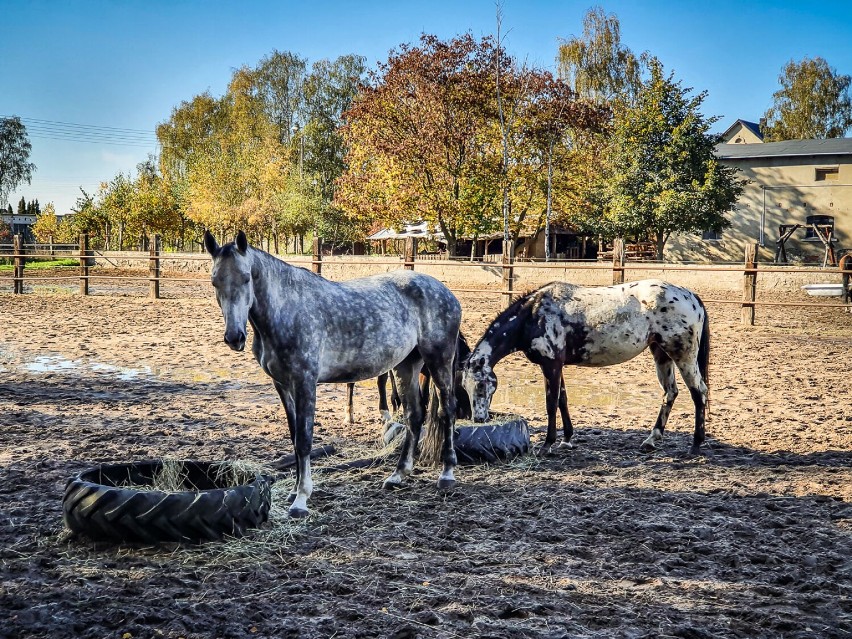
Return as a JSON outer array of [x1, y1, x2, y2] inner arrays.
[[2, 233, 851, 325]]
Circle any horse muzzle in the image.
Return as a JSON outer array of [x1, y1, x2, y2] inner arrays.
[[224, 330, 246, 352]]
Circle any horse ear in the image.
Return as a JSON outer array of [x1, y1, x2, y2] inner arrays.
[[203, 230, 219, 256], [236, 230, 248, 254]]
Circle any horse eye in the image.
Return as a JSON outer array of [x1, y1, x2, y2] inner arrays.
[[243, 275, 251, 285]]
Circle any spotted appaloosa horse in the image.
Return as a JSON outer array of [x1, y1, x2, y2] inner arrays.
[[205, 231, 462, 517], [462, 280, 710, 455]]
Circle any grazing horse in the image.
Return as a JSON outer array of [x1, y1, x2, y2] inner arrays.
[[462, 280, 710, 455], [205, 231, 462, 517]]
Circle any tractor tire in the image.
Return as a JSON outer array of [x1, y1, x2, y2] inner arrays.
[[63, 461, 272, 544], [454, 418, 530, 464]]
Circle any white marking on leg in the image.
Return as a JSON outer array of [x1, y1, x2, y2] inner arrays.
[[289, 459, 313, 516], [380, 409, 393, 424]]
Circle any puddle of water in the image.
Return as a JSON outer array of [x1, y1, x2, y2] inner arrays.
[[491, 380, 624, 412], [20, 353, 153, 381]]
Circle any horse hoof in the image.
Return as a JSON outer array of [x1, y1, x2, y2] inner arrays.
[[383, 478, 403, 490], [288, 507, 310, 519], [437, 478, 456, 491], [558, 441, 574, 450], [535, 445, 553, 457], [639, 442, 657, 454], [688, 445, 702, 456]]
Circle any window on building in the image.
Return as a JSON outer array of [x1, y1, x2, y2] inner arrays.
[[701, 229, 723, 241], [815, 167, 839, 181]]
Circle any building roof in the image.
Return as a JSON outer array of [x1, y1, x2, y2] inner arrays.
[[716, 138, 852, 160], [367, 221, 446, 241], [721, 119, 764, 143]]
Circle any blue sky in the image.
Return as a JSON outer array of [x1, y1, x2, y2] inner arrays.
[[3, 0, 852, 214]]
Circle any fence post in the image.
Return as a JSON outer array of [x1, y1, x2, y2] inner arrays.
[[13, 234, 24, 294], [612, 238, 625, 285], [840, 254, 851, 312], [79, 232, 90, 296], [49, 234, 54, 256], [149, 234, 161, 299], [502, 240, 515, 308], [742, 243, 758, 326], [312, 237, 323, 275], [404, 237, 417, 270]]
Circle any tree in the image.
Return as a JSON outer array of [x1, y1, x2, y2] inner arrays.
[[762, 57, 852, 141], [31, 202, 75, 243], [558, 7, 645, 106], [338, 34, 535, 255], [601, 58, 745, 259], [254, 50, 308, 145], [0, 117, 36, 207]]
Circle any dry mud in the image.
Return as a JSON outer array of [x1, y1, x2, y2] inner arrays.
[[1, 274, 850, 638]]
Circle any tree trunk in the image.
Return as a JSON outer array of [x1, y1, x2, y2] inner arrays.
[[655, 233, 666, 261]]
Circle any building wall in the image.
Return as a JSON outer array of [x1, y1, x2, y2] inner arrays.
[[666, 153, 852, 263]]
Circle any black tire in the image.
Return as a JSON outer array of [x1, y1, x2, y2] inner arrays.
[[63, 461, 272, 544], [454, 417, 530, 464]]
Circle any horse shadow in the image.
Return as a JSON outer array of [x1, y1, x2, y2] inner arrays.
[[528, 424, 852, 470]]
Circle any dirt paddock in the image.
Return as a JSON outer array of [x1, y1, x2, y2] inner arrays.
[[1, 277, 850, 638]]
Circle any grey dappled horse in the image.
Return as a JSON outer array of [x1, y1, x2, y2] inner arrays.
[[462, 280, 710, 455], [205, 231, 462, 517]]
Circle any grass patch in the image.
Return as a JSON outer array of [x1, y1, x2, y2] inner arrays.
[[0, 258, 78, 271]]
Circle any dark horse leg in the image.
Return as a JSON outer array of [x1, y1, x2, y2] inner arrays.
[[674, 356, 708, 455], [272, 376, 318, 517], [274, 381, 299, 504], [383, 352, 427, 489], [345, 383, 355, 425], [345, 372, 394, 425], [640, 343, 679, 453], [539, 361, 571, 454], [421, 348, 459, 489], [557, 372, 574, 449], [376, 372, 393, 423]]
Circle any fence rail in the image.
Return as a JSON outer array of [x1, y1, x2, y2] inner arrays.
[[2, 234, 850, 323]]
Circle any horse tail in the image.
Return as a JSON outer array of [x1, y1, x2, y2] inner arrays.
[[419, 332, 469, 464], [695, 294, 711, 418]]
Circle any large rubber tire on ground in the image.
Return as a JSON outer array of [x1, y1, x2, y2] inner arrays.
[[454, 418, 530, 464], [63, 461, 272, 544]]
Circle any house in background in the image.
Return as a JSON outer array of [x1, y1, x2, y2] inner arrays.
[[665, 120, 852, 264], [0, 209, 36, 242], [721, 119, 764, 144]]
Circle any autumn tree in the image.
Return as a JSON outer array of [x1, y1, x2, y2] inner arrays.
[[336, 34, 505, 255], [31, 202, 75, 243], [762, 57, 852, 141], [601, 59, 745, 259]]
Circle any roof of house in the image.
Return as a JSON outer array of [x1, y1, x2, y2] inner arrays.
[[716, 138, 852, 160], [721, 119, 764, 142], [367, 221, 446, 241]]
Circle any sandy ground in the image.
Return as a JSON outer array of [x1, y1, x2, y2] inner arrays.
[[1, 270, 851, 638]]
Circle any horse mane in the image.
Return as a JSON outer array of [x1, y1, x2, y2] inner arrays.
[[483, 286, 540, 339]]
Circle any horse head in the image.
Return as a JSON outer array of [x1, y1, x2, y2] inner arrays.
[[461, 347, 497, 423], [205, 230, 254, 352]]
